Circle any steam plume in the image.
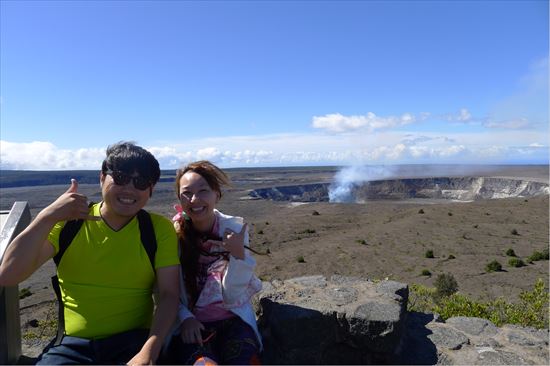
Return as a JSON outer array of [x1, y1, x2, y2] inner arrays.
[[329, 165, 396, 203]]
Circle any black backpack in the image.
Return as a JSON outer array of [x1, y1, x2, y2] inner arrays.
[[51, 204, 157, 345]]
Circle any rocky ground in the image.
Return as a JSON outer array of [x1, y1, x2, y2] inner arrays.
[[3, 165, 548, 362]]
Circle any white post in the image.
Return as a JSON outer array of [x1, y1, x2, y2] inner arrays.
[[0, 202, 31, 364]]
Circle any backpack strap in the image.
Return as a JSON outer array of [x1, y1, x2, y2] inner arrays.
[[54, 219, 85, 266], [137, 209, 157, 272], [51, 275, 64, 346]]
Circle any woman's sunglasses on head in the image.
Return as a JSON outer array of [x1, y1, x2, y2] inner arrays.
[[105, 169, 152, 190]]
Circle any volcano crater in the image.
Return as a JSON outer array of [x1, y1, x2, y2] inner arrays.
[[248, 177, 550, 203]]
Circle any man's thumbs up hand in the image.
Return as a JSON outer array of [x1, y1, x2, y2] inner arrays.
[[42, 179, 101, 223]]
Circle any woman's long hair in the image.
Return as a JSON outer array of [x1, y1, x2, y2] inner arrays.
[[174, 161, 230, 308]]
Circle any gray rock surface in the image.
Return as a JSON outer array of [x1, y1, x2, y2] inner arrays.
[[255, 276, 549, 365], [255, 275, 408, 364]]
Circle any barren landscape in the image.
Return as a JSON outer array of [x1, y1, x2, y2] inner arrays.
[[1, 164, 548, 358]]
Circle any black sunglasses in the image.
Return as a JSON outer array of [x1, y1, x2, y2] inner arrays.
[[105, 169, 152, 191]]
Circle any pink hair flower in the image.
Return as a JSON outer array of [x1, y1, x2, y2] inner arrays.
[[172, 204, 184, 223]]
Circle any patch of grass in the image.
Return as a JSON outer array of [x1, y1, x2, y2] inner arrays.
[[420, 269, 431, 276], [297, 256, 305, 263], [418, 208, 425, 214], [486, 260, 503, 272], [257, 229, 264, 235], [356, 239, 367, 245], [527, 248, 549, 262], [408, 279, 548, 329], [312, 210, 320, 216], [508, 258, 526, 268], [434, 273, 458, 298], [299, 228, 316, 234], [19, 287, 32, 299], [511, 228, 520, 236], [447, 212, 453, 216], [505, 248, 516, 257], [425, 250, 434, 259], [448, 254, 456, 260]]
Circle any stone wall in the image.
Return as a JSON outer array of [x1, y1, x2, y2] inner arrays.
[[254, 276, 549, 365]]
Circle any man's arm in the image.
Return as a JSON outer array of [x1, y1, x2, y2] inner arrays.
[[0, 179, 99, 286], [127, 265, 179, 365]]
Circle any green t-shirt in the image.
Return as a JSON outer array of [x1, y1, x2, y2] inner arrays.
[[48, 203, 179, 339]]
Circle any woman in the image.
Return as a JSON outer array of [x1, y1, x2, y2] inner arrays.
[[165, 160, 262, 365]]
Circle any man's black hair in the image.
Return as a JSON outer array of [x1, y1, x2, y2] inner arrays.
[[101, 141, 161, 185]]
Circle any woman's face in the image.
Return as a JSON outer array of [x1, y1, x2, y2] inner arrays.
[[178, 171, 219, 229]]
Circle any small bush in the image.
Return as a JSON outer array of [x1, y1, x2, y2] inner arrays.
[[265, 221, 270, 225], [312, 210, 320, 216], [421, 269, 431, 276], [418, 209, 425, 214], [434, 273, 459, 298], [257, 230, 264, 235], [408, 279, 549, 329], [300, 228, 316, 234], [297, 256, 305, 263], [425, 250, 434, 258], [486, 260, 503, 272], [505, 248, 516, 257], [508, 258, 526, 268], [528, 248, 549, 262], [511, 228, 520, 236], [19, 287, 32, 299], [356, 239, 367, 245], [448, 254, 456, 259], [448, 212, 453, 216]]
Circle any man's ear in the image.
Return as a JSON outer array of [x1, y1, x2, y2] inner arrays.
[[99, 172, 105, 186]]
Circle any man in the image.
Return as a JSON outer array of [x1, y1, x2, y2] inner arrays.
[[0, 141, 179, 364]]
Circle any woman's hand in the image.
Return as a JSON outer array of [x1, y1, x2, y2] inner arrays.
[[180, 317, 205, 345], [222, 223, 247, 260]]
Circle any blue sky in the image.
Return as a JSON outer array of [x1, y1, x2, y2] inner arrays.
[[1, 0, 548, 170]]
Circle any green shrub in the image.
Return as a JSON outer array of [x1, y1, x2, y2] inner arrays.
[[297, 256, 305, 263], [508, 257, 526, 268], [448, 254, 456, 259], [505, 248, 516, 257], [418, 209, 425, 214], [528, 248, 549, 262], [19, 287, 32, 299], [425, 250, 434, 258], [434, 273, 458, 298], [486, 260, 502, 272], [408, 279, 548, 329], [257, 229, 264, 235], [312, 210, 320, 216], [511, 228, 520, 236], [420, 269, 431, 276], [448, 212, 453, 216], [300, 228, 316, 234], [356, 239, 367, 245]]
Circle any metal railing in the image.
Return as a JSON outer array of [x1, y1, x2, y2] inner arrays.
[[0, 202, 31, 364]]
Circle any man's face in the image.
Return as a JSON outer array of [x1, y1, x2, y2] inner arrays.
[[100, 170, 152, 220]]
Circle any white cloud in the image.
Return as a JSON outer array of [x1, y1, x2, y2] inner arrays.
[[489, 57, 548, 128], [311, 112, 415, 133], [1, 128, 548, 170], [0, 141, 105, 170], [483, 118, 530, 129]]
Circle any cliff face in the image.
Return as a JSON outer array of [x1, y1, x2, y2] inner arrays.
[[249, 177, 550, 203], [255, 276, 549, 365]]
